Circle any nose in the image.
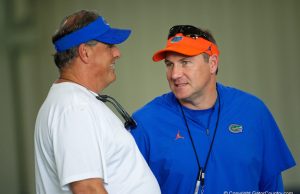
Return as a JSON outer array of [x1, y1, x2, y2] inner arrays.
[[112, 46, 121, 59], [171, 64, 183, 80]]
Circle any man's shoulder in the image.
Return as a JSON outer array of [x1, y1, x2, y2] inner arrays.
[[44, 83, 96, 111], [133, 92, 176, 116], [218, 83, 268, 110]]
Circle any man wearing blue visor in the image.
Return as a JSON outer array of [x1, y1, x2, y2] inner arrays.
[[34, 10, 160, 194]]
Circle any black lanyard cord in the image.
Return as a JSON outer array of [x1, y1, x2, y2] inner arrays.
[[178, 89, 221, 193], [204, 93, 220, 172], [179, 103, 202, 171], [55, 79, 137, 130], [96, 94, 137, 130]]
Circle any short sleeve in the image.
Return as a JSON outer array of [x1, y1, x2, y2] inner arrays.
[[259, 106, 296, 188], [52, 105, 106, 189]]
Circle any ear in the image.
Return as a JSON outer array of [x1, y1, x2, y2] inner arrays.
[[77, 43, 90, 64], [209, 54, 219, 74]]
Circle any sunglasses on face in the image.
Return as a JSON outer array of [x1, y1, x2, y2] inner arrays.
[[168, 25, 209, 40]]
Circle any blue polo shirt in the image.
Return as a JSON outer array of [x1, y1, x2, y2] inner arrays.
[[131, 83, 295, 194]]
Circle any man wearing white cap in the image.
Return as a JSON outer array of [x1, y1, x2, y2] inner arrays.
[[34, 10, 160, 194]]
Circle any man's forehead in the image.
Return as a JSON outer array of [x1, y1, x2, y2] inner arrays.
[[165, 52, 194, 62]]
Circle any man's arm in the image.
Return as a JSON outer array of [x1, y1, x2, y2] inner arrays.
[[70, 178, 108, 194]]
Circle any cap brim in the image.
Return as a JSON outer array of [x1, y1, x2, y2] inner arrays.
[[152, 46, 202, 62], [95, 28, 131, 44]]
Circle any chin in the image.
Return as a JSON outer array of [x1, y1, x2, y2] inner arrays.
[[173, 91, 189, 100], [110, 77, 116, 84], [110, 73, 116, 80], [171, 87, 187, 97], [105, 76, 116, 86]]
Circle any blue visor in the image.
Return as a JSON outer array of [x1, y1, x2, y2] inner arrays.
[[54, 16, 131, 52]]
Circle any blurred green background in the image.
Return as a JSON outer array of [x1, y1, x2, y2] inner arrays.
[[0, 0, 299, 193]]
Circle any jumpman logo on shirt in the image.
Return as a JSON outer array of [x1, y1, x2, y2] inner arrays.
[[175, 130, 184, 140]]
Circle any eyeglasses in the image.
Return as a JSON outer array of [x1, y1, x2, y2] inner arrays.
[[168, 25, 209, 40]]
